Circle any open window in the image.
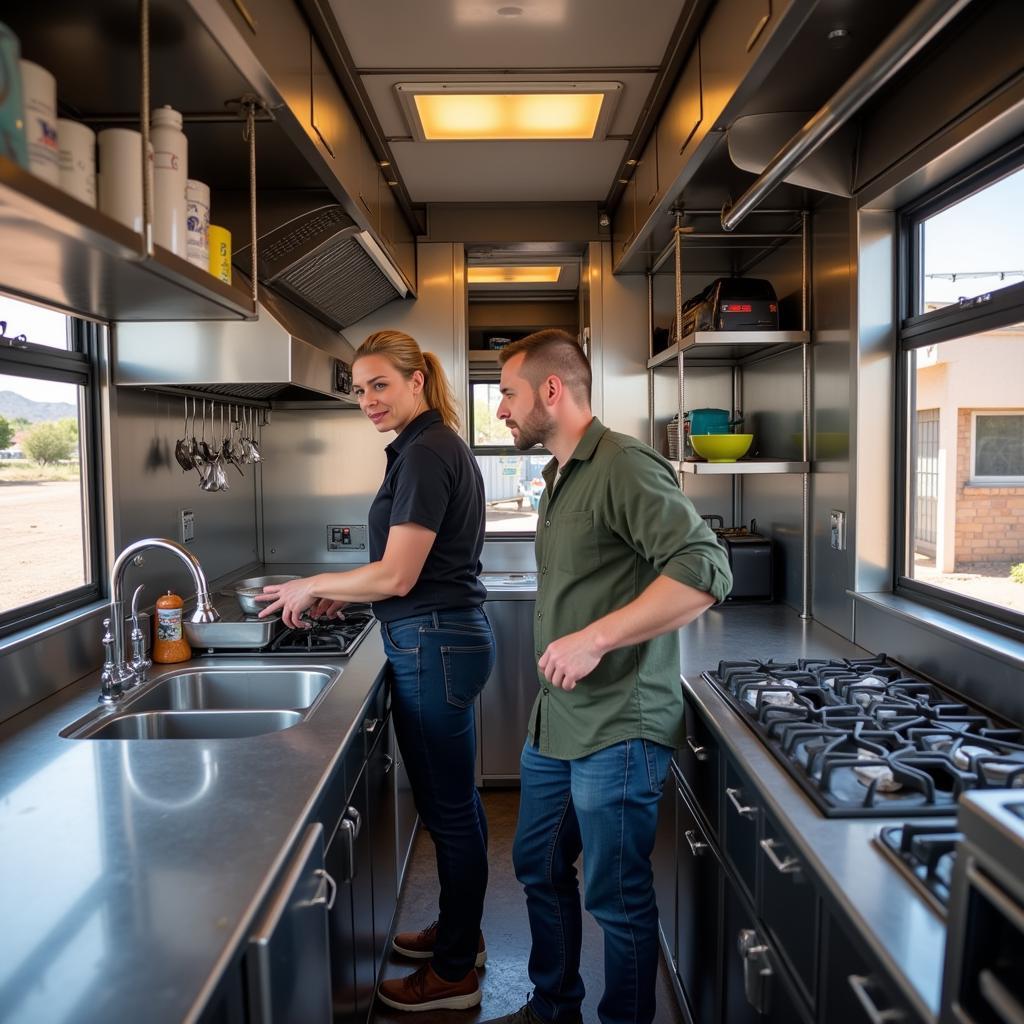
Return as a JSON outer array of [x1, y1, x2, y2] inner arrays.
[[0, 294, 104, 635], [897, 143, 1024, 632]]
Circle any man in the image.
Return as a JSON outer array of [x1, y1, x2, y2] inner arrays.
[[486, 329, 732, 1024]]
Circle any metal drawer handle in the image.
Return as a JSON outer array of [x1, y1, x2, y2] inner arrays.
[[686, 735, 709, 762], [312, 868, 337, 910], [759, 838, 801, 875], [979, 968, 1024, 1024], [364, 717, 382, 737], [726, 787, 758, 819], [383, 754, 395, 775], [848, 975, 906, 1023], [684, 829, 708, 857], [343, 805, 362, 838]]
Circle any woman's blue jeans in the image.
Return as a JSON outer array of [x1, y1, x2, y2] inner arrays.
[[513, 738, 674, 1024], [381, 606, 495, 981]]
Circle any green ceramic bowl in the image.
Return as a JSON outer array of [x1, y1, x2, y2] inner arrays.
[[689, 433, 753, 463]]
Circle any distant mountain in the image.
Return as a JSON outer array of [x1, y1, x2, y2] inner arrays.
[[0, 391, 77, 424]]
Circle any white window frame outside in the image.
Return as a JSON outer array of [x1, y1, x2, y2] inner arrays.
[[969, 409, 1024, 485]]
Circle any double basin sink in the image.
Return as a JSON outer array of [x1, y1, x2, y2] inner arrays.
[[61, 665, 342, 741]]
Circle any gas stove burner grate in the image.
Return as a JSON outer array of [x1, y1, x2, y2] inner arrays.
[[705, 654, 1020, 818], [876, 821, 962, 914], [271, 612, 375, 655]]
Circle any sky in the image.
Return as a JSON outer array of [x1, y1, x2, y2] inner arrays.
[[922, 164, 1024, 307], [0, 299, 77, 405]]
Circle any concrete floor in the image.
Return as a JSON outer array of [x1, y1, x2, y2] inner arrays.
[[372, 789, 685, 1024]]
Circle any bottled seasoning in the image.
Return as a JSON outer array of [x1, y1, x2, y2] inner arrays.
[[153, 590, 191, 663]]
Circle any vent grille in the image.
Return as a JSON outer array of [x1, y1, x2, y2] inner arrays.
[[276, 235, 402, 329], [261, 208, 353, 264]]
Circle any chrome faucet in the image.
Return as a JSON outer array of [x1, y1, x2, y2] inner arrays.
[[100, 538, 219, 703]]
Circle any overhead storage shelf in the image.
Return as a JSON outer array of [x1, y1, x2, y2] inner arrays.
[[0, 157, 256, 323], [647, 330, 809, 369], [676, 458, 810, 475]]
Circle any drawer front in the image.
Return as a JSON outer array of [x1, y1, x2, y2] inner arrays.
[[677, 698, 720, 832], [760, 814, 818, 1008], [723, 758, 760, 901]]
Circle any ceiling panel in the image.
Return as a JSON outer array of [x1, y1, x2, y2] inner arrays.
[[391, 139, 627, 202], [363, 72, 655, 138], [328, 0, 686, 69]]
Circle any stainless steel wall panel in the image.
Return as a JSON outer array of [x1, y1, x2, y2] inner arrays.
[[810, 198, 855, 637], [260, 409, 385, 564], [112, 389, 260, 595], [852, 209, 897, 596], [481, 541, 537, 573]]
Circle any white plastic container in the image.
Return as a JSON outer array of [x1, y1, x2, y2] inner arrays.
[[151, 105, 187, 256], [97, 128, 153, 235], [57, 118, 96, 207], [185, 178, 210, 269], [19, 59, 59, 184]]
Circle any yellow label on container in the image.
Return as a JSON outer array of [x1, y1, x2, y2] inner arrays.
[[208, 224, 232, 284]]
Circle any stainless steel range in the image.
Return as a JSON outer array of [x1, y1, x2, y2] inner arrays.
[[704, 655, 1024, 818], [188, 605, 376, 657]]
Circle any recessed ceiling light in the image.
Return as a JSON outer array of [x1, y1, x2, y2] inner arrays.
[[395, 82, 622, 141], [467, 266, 562, 284], [497, 5, 523, 15]]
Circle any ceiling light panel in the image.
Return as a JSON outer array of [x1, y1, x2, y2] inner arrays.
[[467, 266, 563, 284], [396, 82, 622, 141]]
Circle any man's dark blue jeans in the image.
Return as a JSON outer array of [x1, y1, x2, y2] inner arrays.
[[513, 737, 674, 1024], [382, 606, 495, 981]]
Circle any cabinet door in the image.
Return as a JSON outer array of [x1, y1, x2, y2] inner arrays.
[[395, 739, 418, 879], [723, 758, 761, 901], [325, 766, 374, 1023], [611, 174, 636, 268], [246, 823, 332, 1024], [821, 911, 923, 1024], [369, 716, 399, 971], [676, 785, 720, 1024], [721, 874, 763, 1024], [652, 771, 677, 967], [677, 697, 720, 832], [657, 42, 702, 188], [359, 146, 381, 235], [700, 0, 772, 128], [635, 134, 659, 219], [479, 599, 535, 780], [759, 814, 817, 1007]]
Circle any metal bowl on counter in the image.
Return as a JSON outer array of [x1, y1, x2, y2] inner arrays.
[[227, 575, 299, 616]]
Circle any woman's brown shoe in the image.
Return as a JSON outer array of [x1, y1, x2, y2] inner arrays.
[[377, 964, 481, 1012]]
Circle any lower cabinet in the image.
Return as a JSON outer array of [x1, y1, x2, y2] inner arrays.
[[653, 771, 678, 969], [369, 715, 399, 969], [676, 783, 721, 1024], [245, 823, 333, 1024], [325, 762, 375, 1022]]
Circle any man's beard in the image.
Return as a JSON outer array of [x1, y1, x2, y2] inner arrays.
[[510, 399, 555, 450]]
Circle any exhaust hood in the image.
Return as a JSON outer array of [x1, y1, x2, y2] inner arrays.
[[233, 191, 409, 330], [114, 282, 360, 405]]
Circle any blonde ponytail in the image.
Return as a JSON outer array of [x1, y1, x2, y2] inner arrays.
[[355, 331, 461, 432]]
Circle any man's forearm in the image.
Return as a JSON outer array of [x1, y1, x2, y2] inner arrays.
[[587, 574, 715, 656]]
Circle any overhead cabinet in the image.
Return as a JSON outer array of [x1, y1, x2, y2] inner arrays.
[[657, 41, 703, 189]]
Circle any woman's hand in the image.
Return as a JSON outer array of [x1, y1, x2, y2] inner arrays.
[[255, 577, 320, 628]]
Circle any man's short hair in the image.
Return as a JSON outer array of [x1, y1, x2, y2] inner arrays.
[[498, 329, 592, 405]]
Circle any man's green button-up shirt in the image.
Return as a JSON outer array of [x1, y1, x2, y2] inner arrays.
[[530, 417, 733, 759]]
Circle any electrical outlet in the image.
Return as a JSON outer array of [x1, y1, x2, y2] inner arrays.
[[829, 510, 846, 551], [179, 508, 195, 544]]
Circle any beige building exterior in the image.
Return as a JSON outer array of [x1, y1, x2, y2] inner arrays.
[[914, 324, 1024, 571]]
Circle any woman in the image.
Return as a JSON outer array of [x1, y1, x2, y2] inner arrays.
[[258, 330, 494, 1013]]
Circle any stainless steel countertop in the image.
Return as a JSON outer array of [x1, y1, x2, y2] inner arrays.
[[678, 604, 947, 1022], [0, 575, 388, 1024], [481, 572, 537, 601]]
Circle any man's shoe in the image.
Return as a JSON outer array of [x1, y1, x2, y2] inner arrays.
[[377, 964, 481, 1012], [479, 1003, 581, 1024], [392, 919, 488, 968]]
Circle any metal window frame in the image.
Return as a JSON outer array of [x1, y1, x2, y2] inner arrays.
[[893, 142, 1024, 639], [0, 317, 105, 637]]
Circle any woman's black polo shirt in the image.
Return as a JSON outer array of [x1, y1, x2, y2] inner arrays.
[[368, 409, 487, 623]]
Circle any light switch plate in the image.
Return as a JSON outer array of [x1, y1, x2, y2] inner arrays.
[[829, 510, 846, 551], [179, 508, 195, 544], [327, 524, 367, 553]]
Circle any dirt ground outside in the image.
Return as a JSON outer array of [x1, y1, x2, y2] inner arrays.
[[1, 480, 87, 613], [914, 553, 1024, 613]]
